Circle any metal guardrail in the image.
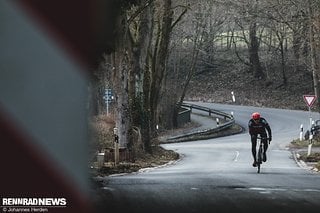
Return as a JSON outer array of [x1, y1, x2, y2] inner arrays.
[[177, 106, 191, 126], [166, 103, 235, 142], [182, 103, 234, 121]]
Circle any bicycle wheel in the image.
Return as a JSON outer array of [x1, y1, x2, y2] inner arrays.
[[257, 145, 263, 173]]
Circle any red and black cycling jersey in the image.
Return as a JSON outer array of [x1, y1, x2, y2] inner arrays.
[[248, 117, 272, 137]]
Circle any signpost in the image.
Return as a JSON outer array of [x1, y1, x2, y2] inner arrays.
[[303, 95, 316, 128], [303, 95, 317, 156], [103, 88, 113, 115], [303, 95, 316, 108]]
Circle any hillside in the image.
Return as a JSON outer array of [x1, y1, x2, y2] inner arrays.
[[185, 64, 315, 111], [91, 62, 319, 177]]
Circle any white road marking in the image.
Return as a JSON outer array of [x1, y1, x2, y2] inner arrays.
[[234, 151, 240, 162], [235, 187, 320, 193]]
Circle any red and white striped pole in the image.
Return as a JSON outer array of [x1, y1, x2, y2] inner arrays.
[[0, 1, 117, 212]]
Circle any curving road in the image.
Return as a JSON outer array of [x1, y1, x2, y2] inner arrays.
[[95, 103, 320, 213]]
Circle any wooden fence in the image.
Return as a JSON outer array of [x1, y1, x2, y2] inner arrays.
[[104, 147, 134, 162]]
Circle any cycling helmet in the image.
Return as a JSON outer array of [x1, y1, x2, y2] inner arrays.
[[252, 112, 260, 120]]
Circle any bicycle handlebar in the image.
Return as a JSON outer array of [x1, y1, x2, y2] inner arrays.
[[256, 136, 269, 139], [256, 136, 271, 144]]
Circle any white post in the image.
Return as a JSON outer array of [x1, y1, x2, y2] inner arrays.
[[231, 91, 235, 103], [307, 144, 312, 156], [308, 133, 313, 156], [308, 106, 312, 129], [308, 121, 315, 156], [299, 124, 303, 141], [97, 152, 105, 169], [216, 118, 220, 127]]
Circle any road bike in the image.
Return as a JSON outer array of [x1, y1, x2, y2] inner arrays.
[[256, 136, 269, 173]]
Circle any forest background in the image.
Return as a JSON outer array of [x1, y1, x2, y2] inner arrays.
[[88, 0, 320, 160]]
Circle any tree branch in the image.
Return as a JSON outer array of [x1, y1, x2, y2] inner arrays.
[[127, 0, 154, 24], [233, 40, 250, 66], [171, 4, 190, 30]]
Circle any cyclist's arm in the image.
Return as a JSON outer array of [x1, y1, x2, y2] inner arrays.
[[248, 119, 254, 135], [265, 122, 272, 141]]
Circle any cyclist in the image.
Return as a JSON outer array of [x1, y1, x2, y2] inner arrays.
[[248, 112, 272, 167]]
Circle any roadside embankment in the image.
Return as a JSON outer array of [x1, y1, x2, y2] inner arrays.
[[290, 139, 320, 173]]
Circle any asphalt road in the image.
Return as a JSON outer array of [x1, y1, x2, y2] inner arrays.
[[94, 103, 320, 213]]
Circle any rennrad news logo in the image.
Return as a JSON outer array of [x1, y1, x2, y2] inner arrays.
[[1, 198, 67, 212], [2, 198, 66, 206]]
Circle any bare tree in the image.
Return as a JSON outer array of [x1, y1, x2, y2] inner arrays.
[[148, 0, 174, 133], [127, 0, 154, 152], [108, 0, 176, 152]]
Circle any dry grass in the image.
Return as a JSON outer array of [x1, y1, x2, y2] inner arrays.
[[290, 139, 320, 171], [88, 113, 180, 176], [290, 139, 320, 148], [91, 146, 179, 176], [89, 114, 115, 154]]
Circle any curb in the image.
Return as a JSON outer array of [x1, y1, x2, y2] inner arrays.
[[161, 123, 244, 143], [292, 150, 319, 173], [138, 155, 184, 173], [108, 155, 185, 177]]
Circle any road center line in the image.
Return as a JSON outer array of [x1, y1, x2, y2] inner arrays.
[[234, 151, 240, 162]]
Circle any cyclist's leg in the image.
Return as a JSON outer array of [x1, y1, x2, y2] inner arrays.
[[251, 134, 257, 166], [261, 133, 268, 162], [261, 133, 268, 152]]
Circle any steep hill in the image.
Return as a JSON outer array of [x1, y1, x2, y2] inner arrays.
[[185, 64, 315, 111]]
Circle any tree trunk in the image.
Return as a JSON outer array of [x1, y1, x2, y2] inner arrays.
[[279, 40, 287, 87], [150, 0, 173, 131], [309, 0, 320, 111], [275, 31, 288, 87], [292, 28, 301, 73], [112, 14, 132, 148], [248, 22, 264, 79], [131, 0, 154, 153]]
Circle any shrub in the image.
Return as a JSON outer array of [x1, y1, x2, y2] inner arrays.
[[89, 114, 115, 153]]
